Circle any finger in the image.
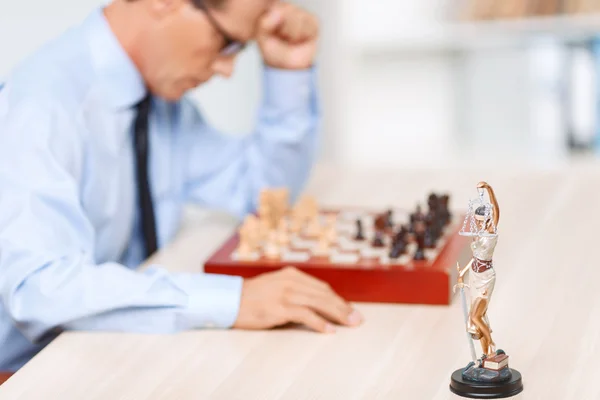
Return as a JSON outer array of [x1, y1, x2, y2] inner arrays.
[[296, 283, 356, 323], [259, 6, 284, 35], [278, 7, 310, 42], [282, 266, 330, 291], [287, 306, 335, 333], [278, 15, 300, 42], [286, 290, 359, 327], [294, 12, 318, 41], [283, 268, 357, 320], [300, 16, 318, 42], [286, 267, 363, 325]]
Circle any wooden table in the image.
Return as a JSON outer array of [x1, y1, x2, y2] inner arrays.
[[0, 163, 599, 399]]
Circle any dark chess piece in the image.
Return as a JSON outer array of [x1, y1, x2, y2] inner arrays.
[[394, 227, 408, 245], [428, 193, 439, 213], [415, 204, 425, 221], [408, 220, 416, 234], [374, 214, 387, 232], [435, 217, 445, 238], [389, 239, 406, 259], [424, 229, 436, 249], [399, 225, 409, 237], [413, 232, 426, 261], [355, 219, 365, 241], [385, 209, 394, 229], [414, 220, 426, 235], [440, 194, 452, 225], [425, 212, 434, 232], [372, 231, 385, 248]]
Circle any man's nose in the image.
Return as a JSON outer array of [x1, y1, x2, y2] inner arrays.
[[212, 56, 236, 78]]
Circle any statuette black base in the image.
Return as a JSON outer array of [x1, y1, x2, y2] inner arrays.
[[450, 368, 523, 399]]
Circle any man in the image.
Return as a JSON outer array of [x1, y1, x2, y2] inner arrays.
[[0, 0, 362, 372]]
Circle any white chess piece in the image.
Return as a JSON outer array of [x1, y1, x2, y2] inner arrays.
[[289, 206, 304, 233], [314, 225, 332, 256], [306, 215, 321, 238], [236, 220, 254, 260], [325, 214, 338, 242], [277, 219, 290, 246], [264, 230, 280, 259]]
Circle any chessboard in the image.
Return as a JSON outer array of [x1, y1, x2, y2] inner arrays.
[[204, 189, 470, 305]]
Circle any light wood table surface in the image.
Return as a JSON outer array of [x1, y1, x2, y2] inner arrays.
[[0, 163, 599, 400]]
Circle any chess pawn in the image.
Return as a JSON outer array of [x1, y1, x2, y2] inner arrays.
[[413, 232, 426, 261], [324, 214, 337, 240], [306, 215, 321, 238], [385, 209, 394, 231], [277, 219, 290, 246], [264, 230, 280, 259], [428, 193, 439, 213], [259, 202, 273, 229], [259, 217, 270, 242], [389, 239, 406, 259], [355, 219, 365, 241], [236, 223, 253, 260], [302, 195, 319, 223], [242, 215, 260, 250], [289, 206, 304, 234], [424, 228, 436, 249], [274, 188, 290, 221], [415, 204, 425, 221], [395, 225, 408, 243], [440, 194, 451, 225], [374, 214, 387, 232], [314, 230, 331, 256], [372, 231, 385, 248], [325, 223, 337, 243]]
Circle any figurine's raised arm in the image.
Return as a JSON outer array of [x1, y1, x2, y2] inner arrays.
[[477, 181, 499, 231]]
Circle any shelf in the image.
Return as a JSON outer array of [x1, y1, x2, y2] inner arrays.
[[352, 13, 600, 53]]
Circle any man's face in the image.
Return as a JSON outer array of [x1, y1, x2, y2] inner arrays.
[[140, 0, 273, 101]]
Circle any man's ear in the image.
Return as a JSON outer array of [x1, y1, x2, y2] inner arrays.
[[148, 0, 185, 18]]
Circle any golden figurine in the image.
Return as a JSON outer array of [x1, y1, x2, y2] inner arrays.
[[449, 182, 523, 399], [457, 181, 499, 358]]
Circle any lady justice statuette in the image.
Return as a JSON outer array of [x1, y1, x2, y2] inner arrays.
[[449, 182, 523, 398]]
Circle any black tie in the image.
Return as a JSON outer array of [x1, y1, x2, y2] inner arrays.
[[133, 94, 158, 258]]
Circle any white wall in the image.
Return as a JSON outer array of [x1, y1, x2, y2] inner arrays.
[[327, 0, 583, 168], [334, 0, 459, 168], [0, 1, 104, 78]]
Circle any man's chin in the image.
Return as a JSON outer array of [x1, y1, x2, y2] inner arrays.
[[155, 87, 187, 102], [155, 79, 206, 101]]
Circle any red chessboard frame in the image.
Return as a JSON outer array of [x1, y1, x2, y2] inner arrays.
[[204, 211, 471, 305]]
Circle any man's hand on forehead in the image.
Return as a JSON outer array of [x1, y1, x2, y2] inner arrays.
[[256, 2, 319, 70]]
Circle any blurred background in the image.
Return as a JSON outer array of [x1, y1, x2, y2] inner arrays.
[[3, 0, 600, 169]]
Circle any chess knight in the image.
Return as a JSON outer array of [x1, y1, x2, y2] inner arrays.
[[449, 182, 523, 398]]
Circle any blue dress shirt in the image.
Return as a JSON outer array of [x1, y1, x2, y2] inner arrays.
[[0, 9, 319, 371]]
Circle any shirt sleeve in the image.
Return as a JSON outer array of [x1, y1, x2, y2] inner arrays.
[[180, 65, 321, 217], [0, 97, 242, 344]]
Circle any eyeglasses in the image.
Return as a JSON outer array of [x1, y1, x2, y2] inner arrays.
[[196, 2, 247, 56]]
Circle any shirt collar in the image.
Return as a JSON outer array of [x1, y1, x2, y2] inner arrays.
[[82, 8, 147, 110]]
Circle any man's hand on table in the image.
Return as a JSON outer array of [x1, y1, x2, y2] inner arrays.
[[233, 267, 363, 333]]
